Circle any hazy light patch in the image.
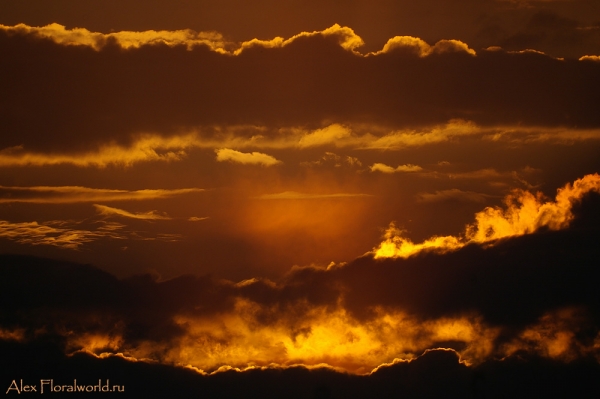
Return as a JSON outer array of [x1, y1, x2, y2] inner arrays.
[[215, 148, 281, 166], [254, 191, 372, 200], [416, 189, 491, 203]]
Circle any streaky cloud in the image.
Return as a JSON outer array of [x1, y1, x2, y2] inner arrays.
[[94, 204, 171, 220], [0, 185, 204, 203]]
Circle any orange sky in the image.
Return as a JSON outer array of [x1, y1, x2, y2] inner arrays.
[[1, 1, 600, 396]]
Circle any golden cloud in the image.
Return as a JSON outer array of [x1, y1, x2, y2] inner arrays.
[[215, 148, 282, 166], [0, 23, 364, 55], [1, 122, 599, 168], [374, 173, 600, 258], [370, 163, 423, 173], [374, 36, 476, 57], [579, 55, 600, 62]]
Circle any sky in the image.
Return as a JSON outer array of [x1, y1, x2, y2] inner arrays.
[[1, 0, 600, 397]]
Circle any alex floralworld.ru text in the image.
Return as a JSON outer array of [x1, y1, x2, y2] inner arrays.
[[5, 379, 125, 394]]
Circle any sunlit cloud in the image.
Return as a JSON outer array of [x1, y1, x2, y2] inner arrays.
[[373, 173, 600, 258], [0, 23, 230, 52], [372, 36, 476, 57], [0, 134, 198, 167], [370, 163, 423, 173], [1, 122, 599, 168], [94, 204, 171, 220], [254, 191, 372, 200], [361, 120, 481, 149], [215, 148, 282, 166], [0, 23, 365, 55], [579, 55, 600, 62], [297, 124, 354, 148], [0, 185, 204, 203]]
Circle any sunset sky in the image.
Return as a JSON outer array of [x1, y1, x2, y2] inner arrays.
[[1, 0, 600, 397]]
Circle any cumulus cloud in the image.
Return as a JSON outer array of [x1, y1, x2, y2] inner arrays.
[[370, 163, 423, 173], [373, 36, 476, 57], [215, 148, 281, 166], [0, 23, 365, 55]]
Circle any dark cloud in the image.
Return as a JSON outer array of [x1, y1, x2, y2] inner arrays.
[[1, 27, 599, 155], [1, 191, 600, 369], [2, 340, 599, 398], [495, 10, 600, 59]]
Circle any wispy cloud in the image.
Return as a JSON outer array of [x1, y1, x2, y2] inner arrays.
[[416, 189, 492, 203], [94, 204, 172, 220], [0, 220, 125, 249], [0, 185, 204, 203], [1, 122, 599, 168]]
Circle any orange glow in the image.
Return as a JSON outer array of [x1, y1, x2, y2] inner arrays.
[[70, 301, 497, 374]]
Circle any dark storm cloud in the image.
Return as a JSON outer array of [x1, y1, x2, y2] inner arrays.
[[2, 340, 599, 398], [494, 10, 600, 59], [2, 192, 599, 361], [1, 26, 599, 156]]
